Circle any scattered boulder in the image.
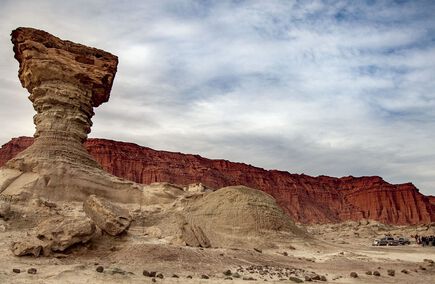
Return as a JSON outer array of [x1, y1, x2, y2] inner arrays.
[[181, 223, 211, 248], [373, 271, 381, 276], [365, 271, 372, 275], [36, 216, 95, 252], [12, 268, 20, 273], [223, 270, 232, 276], [350, 272, 358, 278], [83, 195, 131, 236], [11, 216, 95, 256], [387, 269, 395, 276], [11, 237, 49, 257], [201, 274, 209, 279], [401, 269, 409, 274], [96, 266, 104, 273]]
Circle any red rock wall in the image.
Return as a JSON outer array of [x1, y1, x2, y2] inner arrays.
[[1, 137, 433, 225]]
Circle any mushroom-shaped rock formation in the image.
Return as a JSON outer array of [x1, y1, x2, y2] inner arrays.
[[0, 27, 141, 202]]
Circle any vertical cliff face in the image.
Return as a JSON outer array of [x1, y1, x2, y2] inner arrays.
[[1, 137, 433, 225]]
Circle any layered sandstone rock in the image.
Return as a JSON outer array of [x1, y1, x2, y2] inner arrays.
[[8, 27, 117, 172], [0, 28, 141, 202], [2, 137, 433, 225]]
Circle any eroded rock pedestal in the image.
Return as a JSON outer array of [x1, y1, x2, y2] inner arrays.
[[0, 27, 141, 202]]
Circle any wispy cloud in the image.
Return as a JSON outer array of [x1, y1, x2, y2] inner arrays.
[[0, 0, 434, 195]]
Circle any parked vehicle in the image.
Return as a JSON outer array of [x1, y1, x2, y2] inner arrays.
[[373, 238, 388, 246], [386, 237, 399, 246], [397, 237, 410, 245]]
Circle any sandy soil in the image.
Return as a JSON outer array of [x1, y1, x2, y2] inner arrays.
[[0, 201, 434, 284]]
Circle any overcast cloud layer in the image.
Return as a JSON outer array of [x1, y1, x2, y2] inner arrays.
[[0, 0, 434, 195]]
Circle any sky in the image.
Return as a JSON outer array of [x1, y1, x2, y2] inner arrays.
[[0, 0, 434, 195]]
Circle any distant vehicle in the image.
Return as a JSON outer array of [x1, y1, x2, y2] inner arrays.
[[397, 237, 411, 245], [373, 238, 388, 246], [386, 237, 399, 246]]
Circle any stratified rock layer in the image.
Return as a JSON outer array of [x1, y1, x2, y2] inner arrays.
[[0, 28, 142, 203], [1, 137, 433, 225], [8, 27, 118, 172], [83, 195, 131, 236]]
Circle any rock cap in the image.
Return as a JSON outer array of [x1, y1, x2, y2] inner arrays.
[[11, 27, 118, 107]]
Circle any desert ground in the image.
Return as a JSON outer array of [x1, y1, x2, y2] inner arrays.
[[0, 196, 433, 284]]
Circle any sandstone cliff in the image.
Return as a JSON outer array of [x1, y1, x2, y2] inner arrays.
[[1, 137, 433, 225]]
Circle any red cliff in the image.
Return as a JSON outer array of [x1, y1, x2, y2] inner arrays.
[[1, 137, 434, 225]]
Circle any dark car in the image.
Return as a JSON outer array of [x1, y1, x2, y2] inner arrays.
[[397, 237, 410, 245], [386, 237, 399, 246], [373, 238, 388, 246]]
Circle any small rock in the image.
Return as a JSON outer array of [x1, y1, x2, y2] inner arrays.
[[423, 259, 434, 264], [0, 201, 11, 218], [242, 276, 256, 280], [156, 273, 163, 279], [311, 274, 321, 280], [151, 278, 156, 283], [419, 265, 426, 270], [225, 277, 233, 280], [96, 266, 104, 273], [401, 269, 409, 274], [304, 275, 312, 281], [320, 275, 327, 281], [224, 270, 232, 276], [12, 268, 20, 273], [172, 274, 179, 278], [365, 271, 372, 275], [387, 269, 395, 276], [149, 271, 157, 277], [350, 272, 358, 278], [27, 268, 37, 274], [201, 274, 209, 279], [289, 276, 303, 283], [282, 252, 288, 256], [254, 248, 262, 253], [373, 271, 381, 276], [187, 275, 193, 278], [232, 272, 241, 278], [143, 270, 151, 277]]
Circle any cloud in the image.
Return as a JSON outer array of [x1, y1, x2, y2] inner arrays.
[[0, 0, 434, 195]]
